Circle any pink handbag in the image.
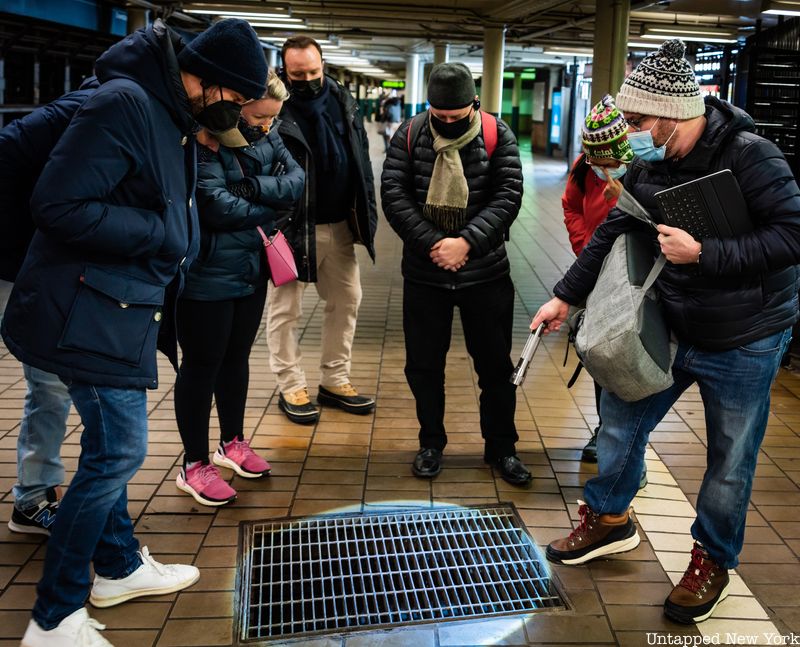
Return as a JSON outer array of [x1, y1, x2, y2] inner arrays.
[[257, 226, 298, 287]]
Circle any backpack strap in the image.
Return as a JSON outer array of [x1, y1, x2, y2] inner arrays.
[[405, 112, 428, 159], [480, 111, 498, 159]]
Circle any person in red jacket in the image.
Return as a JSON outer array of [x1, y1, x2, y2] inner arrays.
[[562, 95, 640, 478]]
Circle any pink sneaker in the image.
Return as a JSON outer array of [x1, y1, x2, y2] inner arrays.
[[176, 463, 237, 506], [213, 438, 271, 478]]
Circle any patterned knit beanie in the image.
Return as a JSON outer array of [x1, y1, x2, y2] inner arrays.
[[616, 39, 705, 120], [581, 94, 634, 163]]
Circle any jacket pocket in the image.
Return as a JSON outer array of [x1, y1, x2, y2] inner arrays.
[[58, 265, 165, 367]]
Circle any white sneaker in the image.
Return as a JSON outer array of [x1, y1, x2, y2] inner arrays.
[[89, 546, 199, 608], [20, 607, 113, 647]]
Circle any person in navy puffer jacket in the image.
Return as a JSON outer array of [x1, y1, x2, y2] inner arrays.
[[174, 71, 304, 507], [2, 18, 269, 646]]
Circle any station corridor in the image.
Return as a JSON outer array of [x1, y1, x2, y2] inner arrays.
[[1, 126, 799, 646]]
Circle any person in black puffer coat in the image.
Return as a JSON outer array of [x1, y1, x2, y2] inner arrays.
[[175, 71, 304, 507], [381, 63, 529, 486], [533, 40, 800, 627]]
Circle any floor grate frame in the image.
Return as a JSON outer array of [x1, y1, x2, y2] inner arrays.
[[234, 503, 568, 644]]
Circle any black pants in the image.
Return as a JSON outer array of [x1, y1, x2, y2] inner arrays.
[[174, 285, 267, 463], [403, 276, 518, 460]]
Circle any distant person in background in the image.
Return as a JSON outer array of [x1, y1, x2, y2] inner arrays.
[[562, 95, 646, 489], [381, 91, 403, 153], [174, 71, 304, 507]]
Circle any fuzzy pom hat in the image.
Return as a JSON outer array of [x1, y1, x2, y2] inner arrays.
[[616, 39, 705, 120]]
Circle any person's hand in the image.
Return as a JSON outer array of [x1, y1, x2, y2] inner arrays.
[[656, 224, 702, 264], [227, 177, 260, 201], [531, 297, 570, 335], [430, 237, 470, 272], [602, 169, 623, 201]]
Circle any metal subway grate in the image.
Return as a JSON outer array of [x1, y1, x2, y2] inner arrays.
[[236, 504, 565, 643]]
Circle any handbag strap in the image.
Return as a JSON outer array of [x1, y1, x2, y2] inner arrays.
[[642, 253, 667, 293], [256, 225, 270, 247]]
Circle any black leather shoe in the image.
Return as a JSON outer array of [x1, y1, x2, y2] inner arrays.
[[492, 455, 532, 486], [317, 384, 376, 415], [412, 448, 443, 478], [581, 428, 599, 463]]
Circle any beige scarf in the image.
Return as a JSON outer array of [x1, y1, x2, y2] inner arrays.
[[424, 110, 482, 233]]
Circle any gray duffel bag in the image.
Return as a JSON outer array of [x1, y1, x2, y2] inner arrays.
[[571, 229, 677, 402]]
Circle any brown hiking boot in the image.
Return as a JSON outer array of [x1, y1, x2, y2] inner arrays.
[[317, 383, 375, 415], [546, 500, 640, 565], [278, 388, 320, 424], [664, 542, 730, 624]]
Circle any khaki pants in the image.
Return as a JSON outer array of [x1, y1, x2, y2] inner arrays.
[[267, 221, 362, 394]]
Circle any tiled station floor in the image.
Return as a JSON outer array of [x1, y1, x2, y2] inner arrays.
[[1, 125, 800, 646]]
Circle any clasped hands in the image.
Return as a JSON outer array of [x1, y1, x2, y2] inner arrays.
[[430, 237, 470, 272]]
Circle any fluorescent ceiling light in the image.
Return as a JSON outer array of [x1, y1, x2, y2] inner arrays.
[[544, 50, 594, 58], [225, 15, 301, 22], [642, 24, 738, 43], [762, 0, 800, 15], [250, 22, 309, 29], [628, 41, 662, 49], [185, 9, 290, 19]]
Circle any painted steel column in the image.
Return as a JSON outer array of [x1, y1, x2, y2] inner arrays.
[[404, 53, 420, 118], [592, 0, 630, 103], [433, 43, 449, 66], [267, 48, 278, 71], [127, 8, 147, 34], [510, 72, 522, 137], [417, 56, 427, 113], [482, 27, 506, 117], [0, 57, 5, 128], [64, 59, 71, 94]]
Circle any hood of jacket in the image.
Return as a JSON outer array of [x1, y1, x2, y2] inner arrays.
[[672, 96, 756, 172], [79, 75, 101, 91], [94, 19, 193, 134]]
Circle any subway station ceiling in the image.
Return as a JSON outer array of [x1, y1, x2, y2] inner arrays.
[[124, 0, 776, 76]]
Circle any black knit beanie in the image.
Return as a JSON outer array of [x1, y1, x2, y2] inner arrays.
[[177, 19, 267, 100], [427, 63, 476, 110]]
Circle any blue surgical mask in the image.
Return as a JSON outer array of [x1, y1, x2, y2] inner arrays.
[[592, 165, 627, 181], [628, 118, 677, 162]]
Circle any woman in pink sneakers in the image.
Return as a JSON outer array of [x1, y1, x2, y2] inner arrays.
[[174, 72, 304, 506]]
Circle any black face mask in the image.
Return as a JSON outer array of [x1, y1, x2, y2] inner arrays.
[[193, 86, 242, 133], [237, 116, 266, 144], [290, 77, 324, 100], [430, 112, 472, 140]]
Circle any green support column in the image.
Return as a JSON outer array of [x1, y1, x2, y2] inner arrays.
[[511, 72, 522, 137], [592, 0, 630, 103], [482, 27, 506, 117]]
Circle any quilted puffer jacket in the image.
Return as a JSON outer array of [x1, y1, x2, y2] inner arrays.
[[380, 113, 523, 289], [554, 97, 800, 351]]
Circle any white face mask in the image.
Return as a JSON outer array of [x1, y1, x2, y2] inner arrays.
[[592, 164, 627, 181], [628, 118, 678, 162]]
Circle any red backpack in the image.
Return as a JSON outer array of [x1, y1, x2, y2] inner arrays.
[[406, 110, 498, 159]]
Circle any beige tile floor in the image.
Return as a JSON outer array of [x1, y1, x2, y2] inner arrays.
[[1, 124, 800, 646]]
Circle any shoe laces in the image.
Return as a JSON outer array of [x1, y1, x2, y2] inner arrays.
[[138, 546, 168, 577], [192, 463, 223, 485], [678, 543, 718, 596], [76, 616, 109, 646], [338, 383, 358, 396], [568, 501, 597, 545], [225, 438, 256, 459]]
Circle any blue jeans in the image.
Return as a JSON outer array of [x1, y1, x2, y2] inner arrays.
[[33, 382, 146, 629], [585, 328, 791, 569], [13, 365, 71, 510]]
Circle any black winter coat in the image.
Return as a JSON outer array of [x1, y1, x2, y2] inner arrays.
[[276, 76, 377, 283], [0, 77, 99, 282], [555, 97, 800, 351], [380, 113, 523, 289], [1, 21, 199, 388], [182, 130, 305, 301]]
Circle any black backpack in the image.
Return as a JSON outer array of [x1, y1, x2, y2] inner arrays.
[[0, 86, 96, 282]]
